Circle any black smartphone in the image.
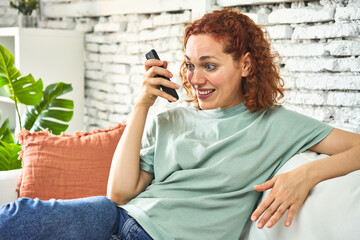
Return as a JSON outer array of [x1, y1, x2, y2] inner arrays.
[[145, 49, 179, 101]]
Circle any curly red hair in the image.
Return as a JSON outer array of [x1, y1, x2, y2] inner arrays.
[[180, 8, 284, 111]]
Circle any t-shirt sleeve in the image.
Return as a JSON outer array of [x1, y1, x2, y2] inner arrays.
[[264, 106, 334, 166], [262, 106, 334, 178], [139, 115, 157, 174], [279, 107, 333, 153]]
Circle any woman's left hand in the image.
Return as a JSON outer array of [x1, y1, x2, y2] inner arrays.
[[251, 166, 315, 229]]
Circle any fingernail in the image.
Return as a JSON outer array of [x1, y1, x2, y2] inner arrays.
[[257, 223, 263, 229], [266, 222, 272, 228], [171, 97, 177, 102], [251, 215, 256, 221], [285, 221, 290, 227]]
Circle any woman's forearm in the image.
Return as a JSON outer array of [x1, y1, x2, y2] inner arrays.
[[107, 103, 153, 204], [107, 57, 176, 205], [304, 144, 360, 187]]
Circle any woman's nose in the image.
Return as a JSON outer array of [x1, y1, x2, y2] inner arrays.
[[190, 69, 206, 86]]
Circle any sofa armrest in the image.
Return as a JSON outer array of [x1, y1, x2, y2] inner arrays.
[[0, 169, 22, 206], [244, 151, 360, 240]]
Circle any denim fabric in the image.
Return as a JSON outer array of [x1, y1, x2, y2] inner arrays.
[[0, 196, 152, 240], [111, 207, 153, 240]]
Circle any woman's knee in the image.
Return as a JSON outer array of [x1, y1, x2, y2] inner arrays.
[[0, 198, 34, 217], [0, 198, 37, 233]]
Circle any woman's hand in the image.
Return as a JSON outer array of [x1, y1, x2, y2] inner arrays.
[[251, 166, 316, 229], [137, 59, 180, 107]]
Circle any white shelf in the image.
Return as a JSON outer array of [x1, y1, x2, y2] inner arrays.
[[0, 27, 85, 134]]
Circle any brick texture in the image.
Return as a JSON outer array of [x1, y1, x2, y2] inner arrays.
[[268, 6, 335, 24], [0, 0, 359, 132]]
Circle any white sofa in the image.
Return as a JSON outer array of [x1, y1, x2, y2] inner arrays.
[[1, 151, 359, 240], [0, 168, 22, 206]]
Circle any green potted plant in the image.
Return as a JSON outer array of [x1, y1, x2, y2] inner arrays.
[[9, 0, 39, 27], [0, 44, 74, 171]]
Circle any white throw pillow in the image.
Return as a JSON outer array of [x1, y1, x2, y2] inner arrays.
[[245, 151, 360, 240]]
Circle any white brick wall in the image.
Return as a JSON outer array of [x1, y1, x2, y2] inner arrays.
[[1, 0, 359, 132], [268, 6, 335, 24], [335, 6, 360, 20], [292, 23, 359, 39]]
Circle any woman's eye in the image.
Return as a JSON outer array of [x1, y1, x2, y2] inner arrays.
[[186, 63, 195, 71], [205, 64, 216, 70]]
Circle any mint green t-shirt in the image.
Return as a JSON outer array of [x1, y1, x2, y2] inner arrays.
[[120, 103, 333, 240]]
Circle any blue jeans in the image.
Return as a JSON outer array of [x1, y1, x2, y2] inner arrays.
[[0, 196, 152, 240]]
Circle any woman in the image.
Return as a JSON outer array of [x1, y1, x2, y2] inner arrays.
[[1, 8, 359, 240], [107, 8, 359, 239]]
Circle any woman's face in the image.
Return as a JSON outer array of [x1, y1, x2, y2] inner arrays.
[[185, 34, 249, 110]]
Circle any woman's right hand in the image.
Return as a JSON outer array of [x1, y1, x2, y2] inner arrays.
[[137, 59, 180, 107]]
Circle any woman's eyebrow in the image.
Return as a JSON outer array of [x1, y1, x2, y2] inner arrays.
[[185, 55, 218, 61]]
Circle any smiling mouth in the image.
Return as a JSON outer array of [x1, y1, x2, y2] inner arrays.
[[198, 89, 215, 96]]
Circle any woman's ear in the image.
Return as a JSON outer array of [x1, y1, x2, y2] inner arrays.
[[241, 52, 251, 77]]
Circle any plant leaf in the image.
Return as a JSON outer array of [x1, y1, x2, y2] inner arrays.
[[37, 119, 69, 135], [0, 45, 21, 88], [10, 0, 39, 15], [0, 110, 14, 143], [11, 74, 43, 105], [0, 119, 14, 143], [50, 99, 74, 109], [0, 45, 43, 106], [42, 109, 73, 122], [0, 141, 21, 171], [22, 82, 74, 135], [45, 82, 73, 97]]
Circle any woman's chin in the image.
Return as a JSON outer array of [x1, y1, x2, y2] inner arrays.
[[198, 102, 215, 110]]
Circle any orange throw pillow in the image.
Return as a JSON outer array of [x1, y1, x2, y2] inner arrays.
[[16, 123, 126, 200]]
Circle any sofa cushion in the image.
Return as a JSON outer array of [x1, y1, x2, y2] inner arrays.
[[245, 151, 360, 240], [17, 123, 126, 200]]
